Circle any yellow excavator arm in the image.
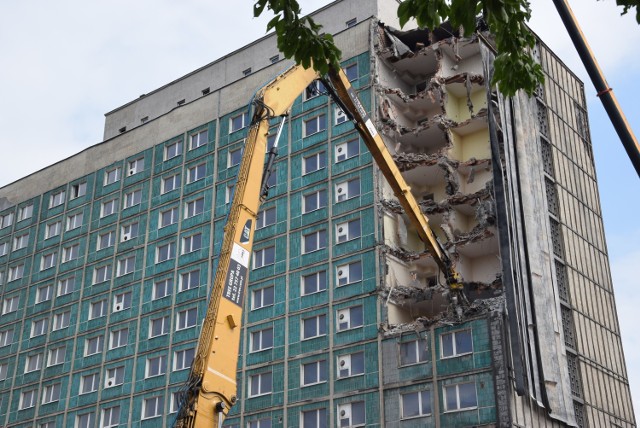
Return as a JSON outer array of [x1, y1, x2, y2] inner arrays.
[[173, 63, 461, 428]]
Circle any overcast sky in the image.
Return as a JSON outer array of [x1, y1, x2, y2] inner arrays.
[[1, 0, 639, 415]]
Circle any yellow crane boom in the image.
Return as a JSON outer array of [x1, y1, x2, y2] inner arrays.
[[174, 63, 461, 428]]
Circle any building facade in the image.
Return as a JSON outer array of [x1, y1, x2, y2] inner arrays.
[[0, 0, 634, 427]]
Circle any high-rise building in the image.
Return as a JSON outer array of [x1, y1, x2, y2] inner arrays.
[[0, 0, 634, 427]]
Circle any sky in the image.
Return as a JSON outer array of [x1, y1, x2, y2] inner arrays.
[[1, 0, 639, 416]]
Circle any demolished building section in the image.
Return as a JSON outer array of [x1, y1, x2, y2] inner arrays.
[[375, 24, 501, 327], [372, 23, 581, 427]]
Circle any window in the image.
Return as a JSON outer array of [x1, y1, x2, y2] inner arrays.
[[176, 308, 197, 330], [400, 339, 429, 366], [143, 396, 164, 419], [160, 207, 179, 227], [302, 408, 327, 428], [228, 147, 243, 167], [97, 231, 115, 250], [165, 140, 183, 160], [230, 112, 249, 132], [62, 243, 80, 262], [303, 151, 326, 174], [25, 353, 43, 372], [182, 233, 202, 254], [150, 316, 170, 338], [180, 270, 200, 291], [302, 359, 327, 386], [401, 390, 432, 418], [256, 207, 276, 229], [76, 412, 95, 428], [335, 139, 359, 162], [252, 286, 274, 310], [304, 80, 326, 100], [170, 392, 180, 413], [81, 373, 99, 394], [266, 167, 277, 187], [0, 363, 7, 380], [304, 114, 327, 136], [36, 284, 53, 303], [443, 382, 477, 411], [302, 271, 327, 295], [101, 198, 118, 217], [249, 371, 272, 397], [303, 189, 327, 213], [90, 300, 107, 319], [162, 174, 181, 193], [441, 329, 473, 358], [45, 221, 62, 239], [248, 419, 271, 428], [346, 17, 357, 27], [20, 389, 37, 409], [335, 178, 360, 202], [2, 295, 19, 314], [41, 251, 56, 270], [109, 328, 128, 349], [270, 54, 280, 63], [18, 204, 33, 221], [123, 189, 142, 208], [250, 328, 274, 352], [121, 221, 139, 241], [174, 348, 195, 371], [112, 291, 132, 312], [1, 212, 13, 228], [146, 355, 167, 377], [105, 366, 124, 388], [337, 401, 365, 427], [0, 329, 13, 347], [0, 241, 7, 256], [104, 167, 121, 185], [253, 246, 275, 269], [94, 264, 112, 283], [154, 278, 174, 299], [52, 310, 71, 330], [102, 405, 121, 427], [47, 345, 66, 366], [13, 233, 29, 250], [85, 335, 104, 356], [225, 183, 235, 204], [335, 107, 348, 125], [302, 314, 326, 340], [157, 242, 176, 262], [187, 163, 206, 183], [42, 383, 62, 404], [303, 229, 327, 254], [128, 157, 144, 175], [190, 129, 209, 149], [336, 261, 362, 286], [31, 318, 48, 337], [337, 306, 364, 331], [117, 255, 135, 276], [337, 352, 364, 378], [8, 264, 24, 281], [71, 182, 87, 199], [50, 190, 65, 208], [67, 212, 84, 230], [185, 197, 205, 218], [336, 219, 361, 243], [344, 63, 359, 81]]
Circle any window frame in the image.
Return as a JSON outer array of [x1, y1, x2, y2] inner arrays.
[[101, 198, 118, 217], [164, 140, 183, 160], [335, 138, 359, 163], [251, 285, 275, 310], [123, 189, 142, 208], [302, 189, 327, 213], [49, 190, 66, 208], [301, 359, 328, 387], [443, 381, 478, 412], [80, 373, 99, 395], [97, 231, 116, 250], [440, 329, 473, 359], [303, 114, 327, 137], [253, 246, 275, 269], [248, 371, 273, 397], [145, 355, 167, 378], [149, 316, 170, 338], [143, 396, 164, 420], [302, 151, 327, 175], [335, 218, 361, 243], [336, 305, 364, 332], [190, 129, 209, 150], [104, 167, 121, 185], [174, 348, 195, 371], [250, 327, 274, 353], [185, 197, 205, 218], [230, 112, 249, 133], [85, 335, 104, 356], [302, 229, 327, 254], [156, 242, 177, 263], [401, 390, 432, 419], [176, 307, 197, 330], [335, 177, 360, 202], [162, 173, 181, 194], [336, 351, 365, 379], [66, 211, 84, 230], [302, 314, 327, 340], [45, 220, 62, 239]]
